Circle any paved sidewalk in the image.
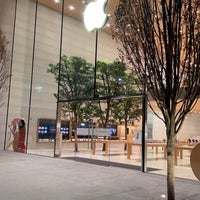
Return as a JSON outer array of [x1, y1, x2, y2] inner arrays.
[[0, 151, 199, 200]]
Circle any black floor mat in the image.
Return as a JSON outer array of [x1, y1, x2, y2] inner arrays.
[[63, 157, 159, 172]]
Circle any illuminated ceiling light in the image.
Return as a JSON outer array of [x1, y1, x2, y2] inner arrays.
[[118, 78, 122, 82], [161, 194, 166, 198], [69, 5, 75, 11], [54, 0, 60, 3], [35, 86, 43, 92]]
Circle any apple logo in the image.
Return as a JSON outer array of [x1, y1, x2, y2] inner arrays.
[[83, 0, 109, 32]]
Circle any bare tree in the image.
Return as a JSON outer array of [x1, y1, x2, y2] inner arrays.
[[112, 1, 200, 200], [0, 28, 10, 107]]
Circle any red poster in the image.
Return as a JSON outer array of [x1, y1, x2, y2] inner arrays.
[[8, 118, 26, 153]]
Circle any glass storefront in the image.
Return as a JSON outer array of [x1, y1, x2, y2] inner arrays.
[[56, 97, 143, 170], [0, 0, 16, 150], [1, 0, 199, 181]]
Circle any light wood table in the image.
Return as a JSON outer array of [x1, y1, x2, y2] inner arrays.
[[92, 140, 126, 156], [92, 140, 167, 160], [174, 145, 194, 166], [127, 142, 167, 159]]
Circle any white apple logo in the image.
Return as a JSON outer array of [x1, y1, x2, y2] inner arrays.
[[84, 0, 109, 32]]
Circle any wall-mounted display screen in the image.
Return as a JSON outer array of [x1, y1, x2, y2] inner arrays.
[[37, 119, 118, 141], [78, 122, 96, 129], [99, 124, 117, 136], [37, 118, 69, 141]]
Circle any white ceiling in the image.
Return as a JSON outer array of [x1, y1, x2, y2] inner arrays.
[[38, 0, 120, 34]]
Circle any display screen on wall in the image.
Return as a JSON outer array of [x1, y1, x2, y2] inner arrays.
[[37, 118, 69, 141], [98, 124, 117, 136], [78, 122, 96, 129]]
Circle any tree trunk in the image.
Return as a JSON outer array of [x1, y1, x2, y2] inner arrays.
[[105, 100, 111, 126], [102, 100, 111, 151], [124, 117, 128, 150], [69, 119, 72, 141], [166, 124, 176, 200], [74, 112, 78, 152]]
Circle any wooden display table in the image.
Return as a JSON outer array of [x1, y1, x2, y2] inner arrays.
[[174, 145, 194, 166], [92, 140, 126, 156], [91, 140, 167, 159], [127, 142, 167, 159]]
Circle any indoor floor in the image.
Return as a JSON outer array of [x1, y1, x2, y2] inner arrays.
[[27, 141, 198, 181]]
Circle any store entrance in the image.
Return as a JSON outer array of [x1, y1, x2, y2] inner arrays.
[[54, 95, 147, 170]]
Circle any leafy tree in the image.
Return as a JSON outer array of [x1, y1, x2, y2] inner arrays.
[[96, 60, 142, 132], [48, 57, 142, 152], [48, 55, 94, 151], [95, 60, 142, 152], [96, 60, 127, 127], [112, 1, 200, 199], [111, 72, 142, 149], [78, 101, 99, 122], [0, 28, 10, 107]]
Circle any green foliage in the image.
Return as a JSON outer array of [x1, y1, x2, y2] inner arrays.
[[96, 59, 127, 97], [78, 101, 99, 122], [111, 72, 142, 124], [111, 97, 142, 124], [95, 60, 142, 126], [48, 57, 142, 127], [47, 55, 94, 101]]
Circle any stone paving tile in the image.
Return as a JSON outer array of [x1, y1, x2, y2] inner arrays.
[[0, 151, 199, 200]]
